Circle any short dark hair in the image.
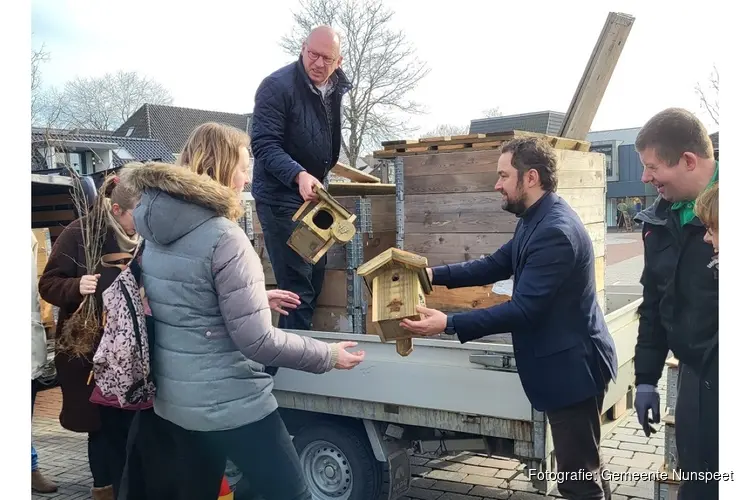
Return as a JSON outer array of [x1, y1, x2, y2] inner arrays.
[[635, 108, 714, 166], [500, 137, 558, 192]]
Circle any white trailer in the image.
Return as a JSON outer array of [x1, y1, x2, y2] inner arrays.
[[271, 295, 642, 500]]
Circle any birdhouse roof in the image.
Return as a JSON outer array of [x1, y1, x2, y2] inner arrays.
[[357, 248, 433, 294]]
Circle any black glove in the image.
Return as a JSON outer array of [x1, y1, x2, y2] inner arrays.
[[634, 384, 660, 436]]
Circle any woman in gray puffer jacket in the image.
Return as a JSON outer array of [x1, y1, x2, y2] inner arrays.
[[119, 124, 364, 500]]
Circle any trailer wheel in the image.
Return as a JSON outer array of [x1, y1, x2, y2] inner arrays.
[[293, 422, 382, 500]]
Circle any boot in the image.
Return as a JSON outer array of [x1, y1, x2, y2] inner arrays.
[[91, 485, 115, 500], [31, 470, 58, 493]]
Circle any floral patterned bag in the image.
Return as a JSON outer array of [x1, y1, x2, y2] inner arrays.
[[90, 245, 156, 408]]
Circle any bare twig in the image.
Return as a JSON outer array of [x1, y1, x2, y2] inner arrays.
[[695, 64, 719, 127], [421, 124, 469, 138]]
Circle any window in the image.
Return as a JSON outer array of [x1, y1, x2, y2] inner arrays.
[[590, 141, 619, 181], [115, 148, 134, 160]]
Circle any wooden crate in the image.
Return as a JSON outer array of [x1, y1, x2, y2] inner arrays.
[[395, 141, 607, 310]]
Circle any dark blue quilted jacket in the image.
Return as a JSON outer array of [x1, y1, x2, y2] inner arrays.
[[251, 57, 352, 208]]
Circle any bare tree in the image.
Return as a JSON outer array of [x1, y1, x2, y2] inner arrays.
[[695, 64, 719, 127], [421, 123, 469, 138], [280, 0, 430, 166], [31, 45, 50, 124], [482, 106, 503, 118], [60, 71, 173, 130]]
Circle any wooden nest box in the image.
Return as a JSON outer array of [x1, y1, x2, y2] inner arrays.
[[288, 185, 358, 264], [357, 248, 433, 356]]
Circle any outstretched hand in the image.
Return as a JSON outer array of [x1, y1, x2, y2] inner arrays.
[[331, 341, 365, 370], [267, 289, 301, 316], [400, 306, 447, 336]]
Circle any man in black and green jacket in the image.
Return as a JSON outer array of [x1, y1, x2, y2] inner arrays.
[[633, 108, 719, 500]]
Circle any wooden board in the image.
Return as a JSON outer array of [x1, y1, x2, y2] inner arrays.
[[405, 232, 514, 266], [375, 131, 590, 157], [559, 12, 635, 140], [427, 285, 511, 312], [330, 162, 380, 183], [325, 231, 397, 270], [327, 182, 396, 196]]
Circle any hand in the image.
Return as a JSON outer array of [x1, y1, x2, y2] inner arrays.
[[332, 341, 365, 370], [79, 274, 100, 295], [399, 306, 447, 336], [427, 267, 433, 283], [634, 384, 660, 436], [296, 171, 321, 202], [267, 289, 301, 316]]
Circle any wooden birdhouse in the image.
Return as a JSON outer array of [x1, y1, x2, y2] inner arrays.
[[357, 248, 433, 356], [288, 185, 358, 264]]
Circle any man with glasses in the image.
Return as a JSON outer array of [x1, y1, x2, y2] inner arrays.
[[251, 26, 352, 360]]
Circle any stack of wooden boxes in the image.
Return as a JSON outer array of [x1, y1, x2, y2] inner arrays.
[[251, 130, 605, 335], [654, 356, 681, 499]]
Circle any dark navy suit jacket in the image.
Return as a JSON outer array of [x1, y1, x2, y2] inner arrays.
[[432, 191, 618, 412]]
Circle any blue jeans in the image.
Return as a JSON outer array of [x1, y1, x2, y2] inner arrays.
[[32, 379, 39, 472]]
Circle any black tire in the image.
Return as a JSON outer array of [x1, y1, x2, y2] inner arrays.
[[293, 422, 383, 500]]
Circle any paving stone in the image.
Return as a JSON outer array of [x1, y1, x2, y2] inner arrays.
[[462, 474, 506, 488], [614, 483, 654, 499], [412, 465, 431, 476], [495, 469, 519, 480], [618, 442, 657, 454], [602, 446, 635, 458], [506, 492, 551, 500], [412, 456, 431, 466], [480, 458, 523, 470], [412, 477, 437, 489], [609, 456, 656, 469], [426, 470, 469, 482], [459, 465, 501, 477], [507, 480, 537, 493], [612, 433, 650, 444], [449, 454, 489, 466], [408, 487, 444, 500], [468, 485, 512, 499], [428, 459, 467, 472], [432, 480, 474, 493], [612, 427, 637, 436], [600, 439, 620, 448], [437, 492, 484, 500]]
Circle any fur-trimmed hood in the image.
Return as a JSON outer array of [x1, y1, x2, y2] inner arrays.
[[121, 162, 243, 246]]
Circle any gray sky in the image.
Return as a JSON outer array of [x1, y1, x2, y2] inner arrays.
[[31, 0, 720, 141]]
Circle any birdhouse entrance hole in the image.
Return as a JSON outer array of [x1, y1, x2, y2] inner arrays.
[[312, 209, 335, 230], [392, 273, 400, 282]]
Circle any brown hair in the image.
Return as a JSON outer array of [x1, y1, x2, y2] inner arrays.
[[500, 137, 558, 192], [695, 181, 719, 230], [178, 122, 250, 188], [635, 108, 714, 166], [100, 171, 140, 210]]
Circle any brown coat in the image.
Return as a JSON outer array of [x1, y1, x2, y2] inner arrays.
[[38, 218, 125, 433]]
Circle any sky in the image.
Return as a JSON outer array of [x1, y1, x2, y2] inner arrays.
[[31, 0, 720, 143]]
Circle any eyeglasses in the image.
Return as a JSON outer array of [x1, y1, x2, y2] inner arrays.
[[306, 49, 336, 66]]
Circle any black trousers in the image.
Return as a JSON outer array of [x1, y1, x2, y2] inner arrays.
[[255, 202, 326, 332], [88, 406, 136, 492], [120, 409, 310, 500], [547, 392, 611, 500]]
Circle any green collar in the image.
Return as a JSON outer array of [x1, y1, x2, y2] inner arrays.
[[672, 160, 719, 226]]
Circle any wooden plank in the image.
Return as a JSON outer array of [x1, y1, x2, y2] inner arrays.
[[327, 182, 396, 197], [404, 169, 604, 196], [326, 231, 397, 270], [405, 233, 514, 263], [427, 285, 511, 313], [317, 270, 348, 308], [32, 194, 73, 207], [330, 162, 380, 183], [559, 12, 635, 140], [406, 207, 518, 235], [32, 210, 75, 223]]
